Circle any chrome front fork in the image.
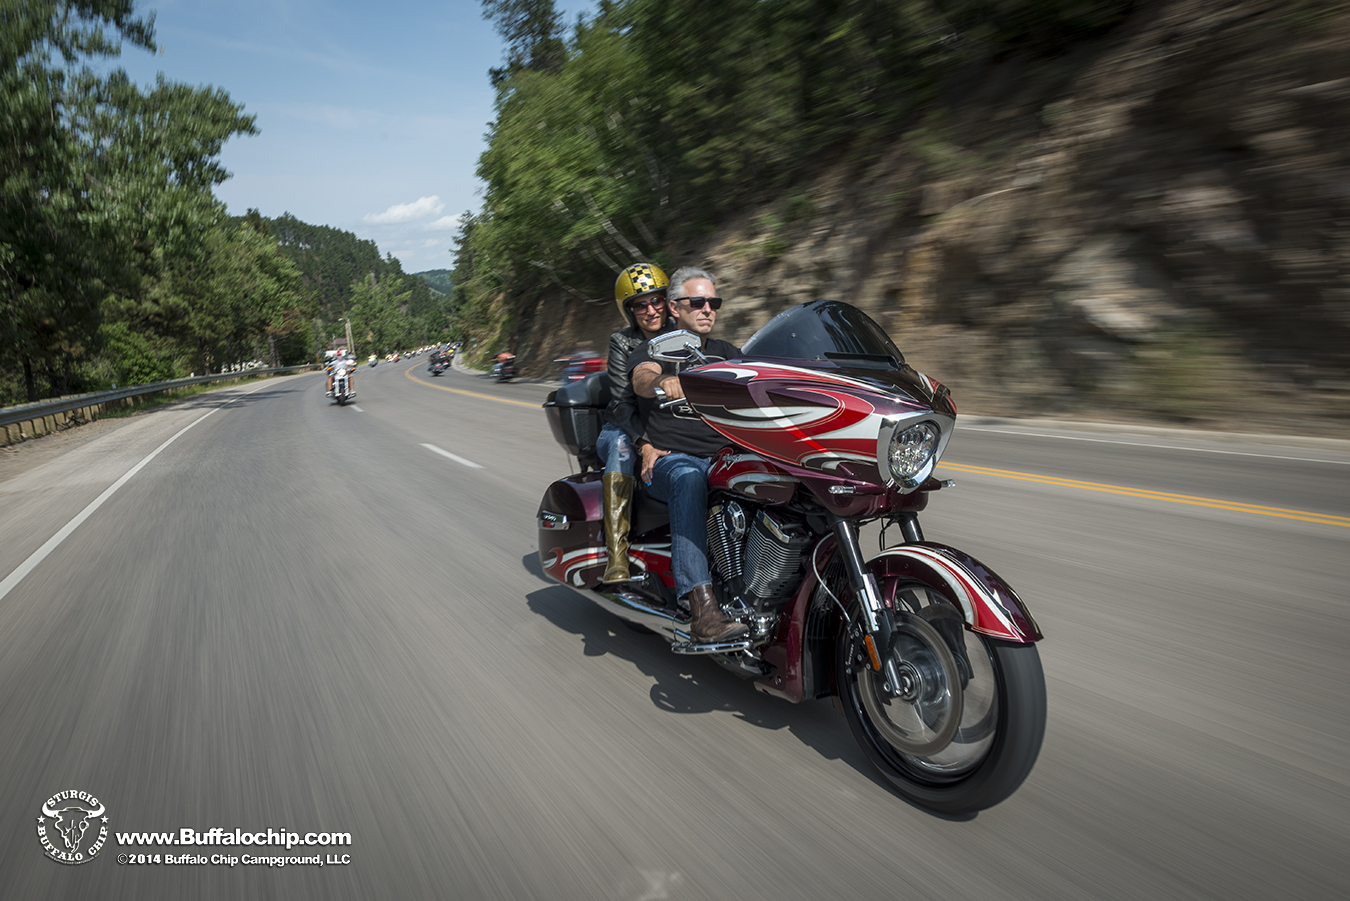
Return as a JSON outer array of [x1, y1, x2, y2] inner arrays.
[[832, 518, 906, 694]]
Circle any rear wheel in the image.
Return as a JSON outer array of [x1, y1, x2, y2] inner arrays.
[[836, 582, 1045, 813]]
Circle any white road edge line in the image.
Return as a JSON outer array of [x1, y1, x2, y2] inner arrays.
[[420, 443, 483, 469], [350, 405, 364, 412], [959, 426, 1350, 466], [0, 382, 269, 603]]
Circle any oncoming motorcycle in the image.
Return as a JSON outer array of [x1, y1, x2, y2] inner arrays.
[[538, 300, 1045, 813], [331, 359, 354, 405]]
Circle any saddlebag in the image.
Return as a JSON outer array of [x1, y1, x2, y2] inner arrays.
[[543, 371, 611, 462], [538, 473, 605, 588]]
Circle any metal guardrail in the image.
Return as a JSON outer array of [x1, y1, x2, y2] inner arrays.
[[0, 364, 317, 432]]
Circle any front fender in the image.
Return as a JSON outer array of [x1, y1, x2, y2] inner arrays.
[[868, 543, 1042, 643]]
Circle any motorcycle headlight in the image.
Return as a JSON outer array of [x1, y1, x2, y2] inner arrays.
[[883, 421, 940, 489]]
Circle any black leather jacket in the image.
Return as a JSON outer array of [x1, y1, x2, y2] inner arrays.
[[606, 322, 670, 440]]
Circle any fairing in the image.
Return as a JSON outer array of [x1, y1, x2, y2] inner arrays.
[[707, 450, 800, 505], [678, 301, 955, 494]]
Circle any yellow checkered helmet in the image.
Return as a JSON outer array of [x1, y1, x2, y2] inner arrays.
[[613, 263, 669, 324]]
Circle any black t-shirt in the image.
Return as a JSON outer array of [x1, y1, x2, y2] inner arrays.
[[628, 336, 741, 458]]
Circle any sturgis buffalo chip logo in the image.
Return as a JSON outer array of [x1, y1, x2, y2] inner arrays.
[[37, 790, 109, 864]]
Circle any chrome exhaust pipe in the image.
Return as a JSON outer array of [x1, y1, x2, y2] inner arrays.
[[564, 584, 760, 659], [563, 584, 686, 641]]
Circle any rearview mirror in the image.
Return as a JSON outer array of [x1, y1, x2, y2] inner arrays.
[[647, 330, 708, 364]]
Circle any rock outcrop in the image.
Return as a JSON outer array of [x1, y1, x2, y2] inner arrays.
[[516, 0, 1350, 434]]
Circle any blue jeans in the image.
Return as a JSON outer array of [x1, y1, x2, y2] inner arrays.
[[645, 453, 712, 599], [595, 423, 635, 477]]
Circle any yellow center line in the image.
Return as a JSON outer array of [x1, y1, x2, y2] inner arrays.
[[403, 365, 542, 408], [938, 462, 1350, 528]]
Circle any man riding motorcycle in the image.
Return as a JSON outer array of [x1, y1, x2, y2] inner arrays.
[[327, 351, 356, 397], [598, 263, 672, 583], [629, 267, 745, 643]]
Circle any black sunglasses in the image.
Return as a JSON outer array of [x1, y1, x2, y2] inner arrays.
[[673, 296, 723, 311], [628, 297, 665, 313]]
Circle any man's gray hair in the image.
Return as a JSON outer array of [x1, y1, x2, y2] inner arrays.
[[667, 266, 716, 302]]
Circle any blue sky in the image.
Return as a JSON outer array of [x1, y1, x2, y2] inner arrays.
[[106, 0, 595, 270]]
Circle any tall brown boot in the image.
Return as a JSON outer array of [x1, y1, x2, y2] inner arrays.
[[601, 472, 635, 583], [688, 584, 749, 643]]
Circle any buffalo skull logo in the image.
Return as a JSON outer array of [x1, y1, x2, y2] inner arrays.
[[37, 791, 109, 864], [43, 799, 106, 851]]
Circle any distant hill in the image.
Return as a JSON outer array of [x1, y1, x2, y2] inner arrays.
[[412, 269, 453, 296], [227, 210, 454, 350]]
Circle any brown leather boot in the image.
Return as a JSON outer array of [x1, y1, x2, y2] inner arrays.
[[688, 584, 748, 643], [601, 472, 635, 583]]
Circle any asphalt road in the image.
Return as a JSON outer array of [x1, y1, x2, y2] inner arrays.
[[1, 356, 1347, 900]]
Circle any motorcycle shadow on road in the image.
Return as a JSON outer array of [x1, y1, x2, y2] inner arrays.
[[520, 554, 970, 815]]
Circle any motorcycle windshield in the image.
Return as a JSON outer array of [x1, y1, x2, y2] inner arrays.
[[739, 300, 905, 369]]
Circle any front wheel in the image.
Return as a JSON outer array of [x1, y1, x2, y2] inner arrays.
[[836, 583, 1045, 814]]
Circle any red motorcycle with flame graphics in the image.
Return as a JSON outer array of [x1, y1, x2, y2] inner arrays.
[[539, 300, 1045, 813]]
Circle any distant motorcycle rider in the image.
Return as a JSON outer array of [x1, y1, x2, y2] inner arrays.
[[327, 350, 356, 397], [598, 263, 672, 583]]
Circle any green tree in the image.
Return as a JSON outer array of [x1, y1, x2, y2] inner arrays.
[[483, 0, 566, 86], [452, 0, 1132, 350], [0, 0, 255, 401], [119, 219, 306, 374], [348, 271, 414, 354]]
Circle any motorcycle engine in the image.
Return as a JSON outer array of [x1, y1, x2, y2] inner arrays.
[[708, 502, 813, 609]]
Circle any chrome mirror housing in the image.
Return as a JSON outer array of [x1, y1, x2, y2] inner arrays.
[[647, 330, 708, 364]]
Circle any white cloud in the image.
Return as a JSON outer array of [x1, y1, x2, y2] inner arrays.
[[423, 238, 443, 247], [423, 214, 461, 231], [364, 195, 445, 224]]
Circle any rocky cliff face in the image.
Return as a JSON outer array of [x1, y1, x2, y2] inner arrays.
[[517, 0, 1350, 435]]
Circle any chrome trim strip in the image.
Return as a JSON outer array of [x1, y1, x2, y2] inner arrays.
[[670, 631, 754, 655]]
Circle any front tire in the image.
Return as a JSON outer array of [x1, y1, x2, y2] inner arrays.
[[836, 583, 1046, 814]]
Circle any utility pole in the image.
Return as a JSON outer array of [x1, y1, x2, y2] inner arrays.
[[344, 317, 356, 357]]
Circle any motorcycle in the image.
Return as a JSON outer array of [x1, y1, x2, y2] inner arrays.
[[492, 354, 517, 382], [369, 354, 378, 368], [557, 355, 606, 386], [537, 300, 1045, 813], [429, 358, 447, 376], [331, 362, 354, 405]]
